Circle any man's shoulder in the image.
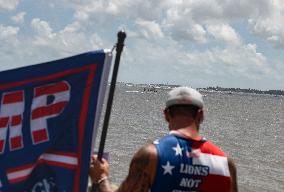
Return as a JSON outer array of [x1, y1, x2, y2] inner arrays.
[[197, 140, 227, 156], [133, 143, 157, 161]]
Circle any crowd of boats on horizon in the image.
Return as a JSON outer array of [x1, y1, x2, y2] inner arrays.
[[116, 82, 284, 96]]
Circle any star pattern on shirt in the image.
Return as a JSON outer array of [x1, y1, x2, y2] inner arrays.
[[172, 143, 183, 156], [162, 161, 175, 175], [153, 139, 159, 145]]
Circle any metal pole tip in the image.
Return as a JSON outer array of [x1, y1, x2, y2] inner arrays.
[[117, 30, 127, 41]]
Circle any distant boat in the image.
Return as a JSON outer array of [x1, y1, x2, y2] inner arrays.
[[143, 87, 157, 92], [125, 83, 134, 87]]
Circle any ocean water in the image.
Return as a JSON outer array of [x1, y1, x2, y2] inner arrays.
[[95, 83, 284, 192]]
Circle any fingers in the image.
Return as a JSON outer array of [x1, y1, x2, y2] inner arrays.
[[89, 155, 110, 183], [91, 155, 107, 164], [90, 155, 109, 172]]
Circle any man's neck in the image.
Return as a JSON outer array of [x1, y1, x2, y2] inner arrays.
[[169, 119, 200, 139], [171, 127, 200, 140]]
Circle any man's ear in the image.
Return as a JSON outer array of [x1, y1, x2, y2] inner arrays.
[[196, 109, 204, 124], [164, 108, 170, 122]]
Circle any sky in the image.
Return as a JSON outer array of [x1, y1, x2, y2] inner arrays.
[[0, 0, 284, 90]]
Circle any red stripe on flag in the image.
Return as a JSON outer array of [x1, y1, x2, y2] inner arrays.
[[9, 175, 30, 184], [7, 151, 78, 183], [46, 150, 78, 158], [7, 162, 36, 184], [11, 115, 22, 126], [31, 101, 68, 119], [35, 81, 69, 97], [0, 140, 4, 151], [32, 129, 48, 143], [3, 91, 23, 104], [7, 163, 34, 173], [44, 160, 78, 169], [0, 65, 93, 90], [74, 64, 97, 192], [10, 136, 22, 149], [0, 117, 9, 128]]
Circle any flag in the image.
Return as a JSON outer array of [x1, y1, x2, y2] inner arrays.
[[0, 50, 112, 192]]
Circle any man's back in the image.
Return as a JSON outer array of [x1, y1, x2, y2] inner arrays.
[[89, 87, 238, 192], [151, 132, 231, 192]]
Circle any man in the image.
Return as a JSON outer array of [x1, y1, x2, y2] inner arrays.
[[90, 87, 238, 192]]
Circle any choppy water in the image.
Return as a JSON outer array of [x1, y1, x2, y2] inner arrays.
[[95, 83, 284, 192]]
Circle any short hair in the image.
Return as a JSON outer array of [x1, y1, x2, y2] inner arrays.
[[167, 104, 200, 118]]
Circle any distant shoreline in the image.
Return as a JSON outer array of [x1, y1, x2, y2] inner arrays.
[[202, 86, 284, 96], [117, 82, 284, 96]]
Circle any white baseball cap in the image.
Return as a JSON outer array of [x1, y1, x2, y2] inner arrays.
[[166, 87, 204, 109]]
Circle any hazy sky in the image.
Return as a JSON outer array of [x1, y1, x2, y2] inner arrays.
[[0, 0, 284, 90]]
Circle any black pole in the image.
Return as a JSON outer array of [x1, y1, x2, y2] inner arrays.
[[91, 31, 126, 192], [98, 30, 126, 160]]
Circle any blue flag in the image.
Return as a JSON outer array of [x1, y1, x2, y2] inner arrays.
[[0, 50, 112, 192]]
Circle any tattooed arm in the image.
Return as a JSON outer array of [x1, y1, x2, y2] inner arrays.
[[90, 144, 157, 192], [228, 157, 238, 192], [115, 144, 157, 192]]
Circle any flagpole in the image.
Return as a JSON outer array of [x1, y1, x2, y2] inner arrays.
[[91, 30, 126, 192], [98, 30, 126, 160]]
